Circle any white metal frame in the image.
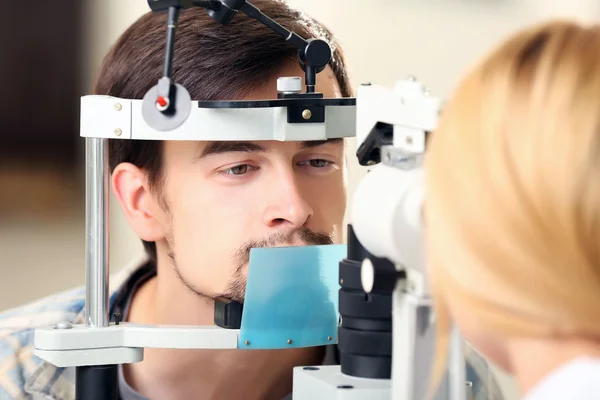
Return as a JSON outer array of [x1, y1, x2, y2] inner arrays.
[[34, 78, 358, 369], [80, 95, 356, 141]]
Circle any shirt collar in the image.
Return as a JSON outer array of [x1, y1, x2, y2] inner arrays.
[[522, 358, 600, 400]]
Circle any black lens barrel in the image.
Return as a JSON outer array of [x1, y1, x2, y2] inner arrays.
[[338, 224, 399, 379]]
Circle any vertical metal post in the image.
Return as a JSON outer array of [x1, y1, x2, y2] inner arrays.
[[449, 325, 467, 400], [85, 137, 110, 327]]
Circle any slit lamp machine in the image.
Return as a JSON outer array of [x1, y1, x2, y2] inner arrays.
[[32, 1, 470, 399]]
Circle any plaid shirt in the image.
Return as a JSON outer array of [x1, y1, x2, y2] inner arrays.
[[0, 255, 505, 400]]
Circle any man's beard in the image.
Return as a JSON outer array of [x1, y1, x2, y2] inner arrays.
[[169, 227, 334, 304]]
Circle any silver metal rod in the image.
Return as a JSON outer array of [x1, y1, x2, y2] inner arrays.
[[85, 138, 110, 327], [449, 325, 467, 400]]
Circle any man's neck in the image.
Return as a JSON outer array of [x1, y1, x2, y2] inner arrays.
[[123, 261, 325, 400]]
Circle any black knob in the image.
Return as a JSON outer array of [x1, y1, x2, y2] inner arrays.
[[304, 39, 332, 68], [113, 312, 122, 325]]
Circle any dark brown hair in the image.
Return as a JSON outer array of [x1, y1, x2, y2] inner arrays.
[[93, 2, 352, 262]]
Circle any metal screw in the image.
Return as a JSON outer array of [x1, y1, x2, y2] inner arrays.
[[114, 103, 122, 111], [340, 279, 344, 285], [114, 128, 122, 136], [244, 340, 250, 346], [406, 136, 413, 145], [302, 109, 312, 120], [287, 339, 293, 344], [54, 321, 72, 330], [327, 336, 333, 341]]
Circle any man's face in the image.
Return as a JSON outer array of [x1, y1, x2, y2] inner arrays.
[[149, 64, 347, 302]]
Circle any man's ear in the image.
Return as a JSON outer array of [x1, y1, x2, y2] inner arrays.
[[111, 163, 165, 242]]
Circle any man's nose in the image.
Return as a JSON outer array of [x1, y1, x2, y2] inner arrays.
[[263, 172, 313, 229]]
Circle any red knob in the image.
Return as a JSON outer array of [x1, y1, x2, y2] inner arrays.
[[156, 96, 168, 108]]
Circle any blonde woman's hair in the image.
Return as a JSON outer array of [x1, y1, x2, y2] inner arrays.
[[424, 20, 600, 388]]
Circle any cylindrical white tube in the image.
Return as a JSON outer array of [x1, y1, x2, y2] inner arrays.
[[351, 163, 425, 274]]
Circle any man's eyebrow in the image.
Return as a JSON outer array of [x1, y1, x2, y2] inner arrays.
[[196, 138, 344, 160], [300, 138, 344, 149], [196, 141, 269, 159]]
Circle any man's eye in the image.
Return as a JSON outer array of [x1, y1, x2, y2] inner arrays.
[[225, 165, 251, 175], [308, 159, 331, 168]]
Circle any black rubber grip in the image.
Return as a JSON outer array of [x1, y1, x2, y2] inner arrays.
[[338, 327, 392, 356], [339, 289, 392, 319], [341, 316, 392, 331], [340, 353, 392, 379]]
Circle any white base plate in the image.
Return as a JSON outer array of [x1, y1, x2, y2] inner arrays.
[[292, 365, 390, 400]]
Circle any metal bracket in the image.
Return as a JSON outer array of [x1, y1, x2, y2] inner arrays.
[[34, 323, 240, 367]]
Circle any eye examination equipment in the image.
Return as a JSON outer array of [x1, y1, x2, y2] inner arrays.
[[32, 1, 470, 399], [293, 80, 468, 400]]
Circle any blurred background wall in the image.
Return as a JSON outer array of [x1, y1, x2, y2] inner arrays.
[[1, 0, 599, 398]]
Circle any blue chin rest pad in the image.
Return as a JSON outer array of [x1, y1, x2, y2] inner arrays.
[[238, 244, 346, 350]]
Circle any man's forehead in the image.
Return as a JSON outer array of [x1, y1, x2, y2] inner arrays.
[[195, 138, 344, 159]]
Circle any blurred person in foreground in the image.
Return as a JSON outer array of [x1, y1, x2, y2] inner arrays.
[[0, 2, 502, 399], [426, 19, 600, 400]]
